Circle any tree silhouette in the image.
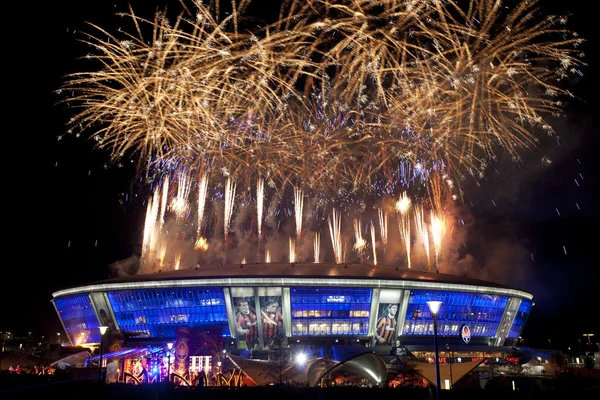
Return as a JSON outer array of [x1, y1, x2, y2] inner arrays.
[[259, 337, 290, 385]]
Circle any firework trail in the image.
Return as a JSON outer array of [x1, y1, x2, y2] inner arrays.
[[353, 218, 367, 261], [158, 243, 167, 269], [196, 172, 208, 237], [256, 177, 264, 240], [378, 206, 388, 248], [395, 191, 412, 268], [171, 173, 192, 226], [142, 190, 160, 267], [328, 208, 344, 264], [414, 205, 431, 271], [294, 187, 303, 239], [224, 175, 237, 242], [314, 232, 320, 263], [174, 252, 181, 271], [289, 237, 296, 263], [430, 212, 448, 270], [159, 176, 169, 231], [370, 221, 377, 266]]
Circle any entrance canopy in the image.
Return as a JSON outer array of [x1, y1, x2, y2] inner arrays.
[[227, 351, 388, 387], [86, 347, 154, 365]]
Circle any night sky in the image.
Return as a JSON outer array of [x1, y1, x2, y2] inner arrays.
[[5, 0, 597, 351]]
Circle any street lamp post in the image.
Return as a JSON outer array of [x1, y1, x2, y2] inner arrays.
[[583, 334, 594, 355], [166, 342, 174, 383], [427, 301, 442, 400], [446, 341, 453, 389], [98, 326, 108, 384]]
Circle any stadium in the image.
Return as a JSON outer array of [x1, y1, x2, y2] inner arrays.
[[50, 262, 534, 387]]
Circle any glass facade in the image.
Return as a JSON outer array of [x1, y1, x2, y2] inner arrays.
[[54, 283, 532, 346], [108, 288, 229, 338], [54, 293, 101, 345], [290, 287, 372, 336], [508, 299, 532, 339], [402, 290, 509, 337]]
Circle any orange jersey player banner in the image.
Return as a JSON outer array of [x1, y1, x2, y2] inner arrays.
[[233, 297, 259, 349], [374, 303, 399, 345], [259, 296, 284, 349]]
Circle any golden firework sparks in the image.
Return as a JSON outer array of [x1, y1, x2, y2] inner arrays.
[[396, 191, 412, 268], [328, 208, 344, 264], [289, 237, 296, 263], [370, 221, 377, 266], [224, 175, 237, 241], [294, 187, 304, 239], [60, 0, 585, 273], [314, 231, 321, 263], [196, 172, 209, 237], [256, 177, 264, 240]]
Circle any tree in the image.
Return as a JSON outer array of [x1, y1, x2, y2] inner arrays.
[[583, 355, 595, 370], [259, 337, 290, 385], [391, 358, 424, 388]]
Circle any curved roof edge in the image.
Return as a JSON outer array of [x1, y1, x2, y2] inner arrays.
[[52, 262, 533, 300], [310, 351, 388, 387]]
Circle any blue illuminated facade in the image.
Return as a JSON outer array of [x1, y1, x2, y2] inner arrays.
[[51, 263, 533, 351], [52, 293, 102, 345], [403, 290, 509, 338], [290, 287, 372, 336], [507, 299, 533, 339], [107, 287, 229, 339]]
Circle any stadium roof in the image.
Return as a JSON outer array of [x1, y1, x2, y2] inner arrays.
[[94, 263, 509, 286], [53, 263, 533, 300]]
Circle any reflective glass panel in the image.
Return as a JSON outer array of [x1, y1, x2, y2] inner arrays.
[[403, 290, 509, 337], [290, 287, 372, 336], [108, 287, 229, 338], [54, 294, 100, 344], [507, 299, 532, 339]]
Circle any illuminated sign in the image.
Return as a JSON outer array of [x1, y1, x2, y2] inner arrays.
[[326, 296, 346, 303], [460, 324, 471, 344], [189, 356, 212, 372], [200, 299, 221, 306]]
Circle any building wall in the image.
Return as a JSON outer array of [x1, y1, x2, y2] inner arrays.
[[52, 281, 532, 350]]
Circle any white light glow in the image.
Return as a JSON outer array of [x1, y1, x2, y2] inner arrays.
[[427, 300, 442, 315]]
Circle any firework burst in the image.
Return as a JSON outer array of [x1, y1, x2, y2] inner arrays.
[[59, 0, 585, 273]]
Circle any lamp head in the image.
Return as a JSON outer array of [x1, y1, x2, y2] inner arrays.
[[426, 300, 442, 315], [99, 326, 108, 335], [295, 352, 307, 365]]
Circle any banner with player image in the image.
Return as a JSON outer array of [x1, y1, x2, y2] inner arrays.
[[373, 303, 399, 345], [90, 292, 123, 350], [259, 296, 284, 349], [232, 296, 259, 349]]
